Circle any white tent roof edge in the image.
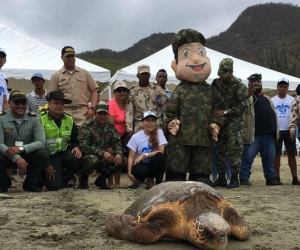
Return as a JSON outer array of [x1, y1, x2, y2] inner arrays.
[[0, 23, 111, 82], [111, 45, 300, 91]]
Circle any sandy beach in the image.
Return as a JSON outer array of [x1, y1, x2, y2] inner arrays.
[[1, 156, 300, 250]]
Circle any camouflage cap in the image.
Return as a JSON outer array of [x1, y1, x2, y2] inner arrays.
[[172, 29, 206, 59], [217, 58, 233, 77], [137, 65, 150, 74], [96, 104, 109, 113]]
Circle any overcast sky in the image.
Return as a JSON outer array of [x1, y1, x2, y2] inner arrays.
[[1, 0, 299, 53]]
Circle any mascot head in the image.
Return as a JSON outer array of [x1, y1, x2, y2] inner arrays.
[[171, 28, 211, 83]]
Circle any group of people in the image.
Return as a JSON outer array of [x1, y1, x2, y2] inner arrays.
[[1, 27, 300, 194]]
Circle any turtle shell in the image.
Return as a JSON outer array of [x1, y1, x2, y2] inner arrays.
[[124, 181, 227, 218]]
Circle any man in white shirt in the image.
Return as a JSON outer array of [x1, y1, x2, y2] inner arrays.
[[271, 78, 300, 185], [0, 47, 9, 111]]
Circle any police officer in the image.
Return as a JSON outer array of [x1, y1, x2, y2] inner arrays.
[[40, 91, 82, 190], [78, 104, 127, 189], [0, 90, 50, 192], [212, 58, 249, 188]]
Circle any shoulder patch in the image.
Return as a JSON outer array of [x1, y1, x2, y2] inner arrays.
[[0, 110, 9, 116], [27, 112, 37, 116]]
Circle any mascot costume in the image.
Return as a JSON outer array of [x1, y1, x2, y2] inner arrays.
[[165, 28, 221, 185]]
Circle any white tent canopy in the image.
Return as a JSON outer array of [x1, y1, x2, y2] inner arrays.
[[111, 45, 300, 91], [0, 24, 110, 82]]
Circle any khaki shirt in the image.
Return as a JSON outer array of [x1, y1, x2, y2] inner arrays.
[[49, 66, 98, 107], [0, 110, 46, 163]]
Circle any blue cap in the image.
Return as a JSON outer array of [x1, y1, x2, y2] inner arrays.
[[31, 73, 44, 81]]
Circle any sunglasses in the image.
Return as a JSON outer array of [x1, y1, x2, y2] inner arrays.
[[116, 88, 128, 93], [13, 100, 27, 106]]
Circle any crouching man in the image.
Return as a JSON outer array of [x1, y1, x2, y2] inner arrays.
[[78, 104, 127, 189], [0, 90, 50, 192], [40, 91, 82, 190]]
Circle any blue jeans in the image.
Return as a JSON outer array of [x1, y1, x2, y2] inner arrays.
[[240, 134, 276, 180]]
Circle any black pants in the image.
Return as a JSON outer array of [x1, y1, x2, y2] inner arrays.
[[0, 149, 50, 189], [132, 152, 165, 184], [45, 150, 82, 190]]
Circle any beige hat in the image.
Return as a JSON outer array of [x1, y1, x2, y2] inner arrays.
[[137, 64, 150, 74], [114, 81, 128, 90]]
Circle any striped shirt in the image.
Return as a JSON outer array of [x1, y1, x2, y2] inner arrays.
[[26, 89, 48, 114]]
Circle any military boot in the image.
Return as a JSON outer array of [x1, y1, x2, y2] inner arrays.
[[212, 172, 228, 187], [77, 174, 89, 189], [94, 172, 111, 190], [227, 173, 240, 189]]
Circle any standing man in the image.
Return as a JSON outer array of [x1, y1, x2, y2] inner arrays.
[[271, 78, 300, 185], [0, 47, 9, 111], [49, 46, 99, 126], [240, 74, 281, 186], [156, 69, 172, 98], [0, 90, 50, 192], [26, 73, 48, 114], [212, 58, 248, 188], [78, 104, 127, 190], [40, 91, 82, 190]]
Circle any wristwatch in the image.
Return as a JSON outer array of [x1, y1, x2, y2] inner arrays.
[[19, 146, 25, 153], [224, 110, 228, 115], [90, 107, 96, 112], [144, 153, 149, 159]]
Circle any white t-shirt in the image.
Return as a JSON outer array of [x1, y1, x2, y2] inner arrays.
[[0, 74, 8, 111], [271, 94, 294, 131], [127, 129, 168, 163]]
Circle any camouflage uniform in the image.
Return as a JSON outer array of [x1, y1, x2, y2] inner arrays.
[[125, 82, 167, 133], [166, 81, 220, 177], [211, 75, 249, 175], [289, 95, 300, 132], [78, 118, 127, 176]]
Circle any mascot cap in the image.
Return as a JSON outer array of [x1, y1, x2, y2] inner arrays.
[[218, 58, 233, 77], [172, 29, 206, 59]]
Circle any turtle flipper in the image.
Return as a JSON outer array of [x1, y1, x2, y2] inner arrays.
[[229, 213, 250, 240], [105, 213, 163, 243]]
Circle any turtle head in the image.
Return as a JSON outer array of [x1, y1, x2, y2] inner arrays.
[[188, 212, 229, 250]]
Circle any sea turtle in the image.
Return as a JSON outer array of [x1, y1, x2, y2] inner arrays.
[[105, 181, 250, 250]]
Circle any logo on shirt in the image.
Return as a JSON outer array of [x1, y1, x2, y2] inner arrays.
[[276, 104, 290, 115], [142, 144, 154, 153]]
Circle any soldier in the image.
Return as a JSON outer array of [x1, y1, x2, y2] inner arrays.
[[78, 104, 127, 189], [0, 90, 50, 192], [40, 91, 82, 190], [212, 58, 249, 188], [165, 28, 220, 185]]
